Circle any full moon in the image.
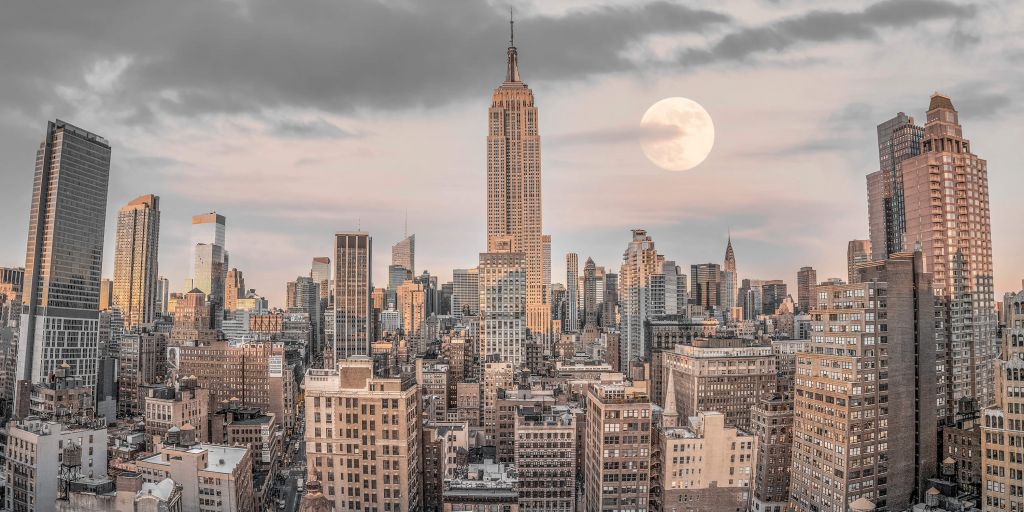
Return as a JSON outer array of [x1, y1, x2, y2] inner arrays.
[[640, 97, 715, 172]]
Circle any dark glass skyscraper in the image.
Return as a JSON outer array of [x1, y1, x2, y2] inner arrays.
[[17, 120, 111, 393], [867, 112, 924, 260]]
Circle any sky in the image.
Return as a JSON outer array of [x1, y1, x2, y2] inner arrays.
[[1, 0, 1022, 308]]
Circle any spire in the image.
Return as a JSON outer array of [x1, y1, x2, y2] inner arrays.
[[504, 8, 521, 83], [724, 233, 736, 273], [663, 370, 679, 428]]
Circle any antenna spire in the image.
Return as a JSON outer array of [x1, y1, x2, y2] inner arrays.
[[509, 7, 514, 47], [404, 210, 408, 238]]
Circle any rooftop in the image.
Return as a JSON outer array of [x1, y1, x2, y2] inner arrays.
[[141, 443, 248, 474]]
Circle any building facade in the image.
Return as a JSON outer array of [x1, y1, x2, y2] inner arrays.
[[17, 120, 111, 394], [304, 358, 421, 511], [112, 194, 161, 330]]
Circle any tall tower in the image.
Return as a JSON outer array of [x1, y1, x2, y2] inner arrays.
[[564, 253, 579, 333], [332, 232, 372, 362], [619, 229, 664, 365], [721, 235, 738, 313], [875, 94, 996, 414], [17, 120, 111, 393], [486, 16, 548, 339], [583, 257, 598, 326], [189, 212, 226, 323], [392, 234, 415, 276], [112, 194, 161, 330], [867, 112, 924, 261], [795, 266, 817, 314]]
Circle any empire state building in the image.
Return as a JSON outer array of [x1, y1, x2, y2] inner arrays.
[[485, 21, 549, 339]]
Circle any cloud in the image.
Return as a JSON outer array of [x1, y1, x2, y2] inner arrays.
[[268, 118, 361, 139], [677, 0, 975, 65]]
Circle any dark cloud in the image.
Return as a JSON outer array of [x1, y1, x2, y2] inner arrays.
[[677, 0, 975, 65], [0, 0, 729, 127], [948, 83, 1013, 119]]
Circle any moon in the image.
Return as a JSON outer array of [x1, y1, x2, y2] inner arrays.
[[640, 97, 715, 171]]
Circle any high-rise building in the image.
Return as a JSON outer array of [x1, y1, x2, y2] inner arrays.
[[980, 288, 1024, 511], [189, 212, 227, 308], [486, 25, 548, 340], [112, 194, 161, 330], [620, 229, 664, 365], [565, 253, 579, 333], [397, 280, 426, 347], [690, 263, 721, 311], [847, 240, 872, 283], [761, 280, 788, 315], [750, 394, 794, 512], [868, 112, 925, 261], [740, 278, 764, 321], [392, 234, 415, 276], [789, 251, 938, 511], [311, 256, 331, 303], [224, 267, 244, 313], [304, 358, 421, 511], [583, 379, 652, 511], [332, 232, 372, 361], [479, 249, 526, 367], [582, 257, 598, 327], [452, 268, 479, 320], [17, 120, 111, 394], [795, 266, 816, 314], [156, 276, 170, 317], [722, 235, 739, 312], [99, 278, 113, 310], [602, 272, 618, 329], [118, 331, 168, 417], [910, 95, 994, 413], [542, 234, 552, 298]]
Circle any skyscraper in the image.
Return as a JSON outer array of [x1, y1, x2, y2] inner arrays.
[[690, 263, 721, 311], [847, 239, 872, 283], [452, 268, 480, 320], [619, 229, 664, 364], [761, 280, 788, 315], [156, 276, 170, 316], [479, 247, 526, 368], [224, 267, 244, 313], [112, 194, 161, 330], [486, 22, 548, 339], [583, 257, 598, 326], [789, 251, 938, 511], [868, 94, 996, 413], [189, 212, 227, 324], [795, 266, 816, 314], [332, 232, 372, 361], [722, 235, 738, 312], [17, 120, 111, 392], [310, 256, 331, 303], [564, 253, 579, 333], [392, 233, 415, 276], [867, 112, 924, 261]]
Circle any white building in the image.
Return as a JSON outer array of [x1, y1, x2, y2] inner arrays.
[[5, 418, 108, 511]]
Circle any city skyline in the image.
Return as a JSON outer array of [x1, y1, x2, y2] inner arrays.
[[1, 1, 1022, 308], [0, 3, 1022, 511]]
